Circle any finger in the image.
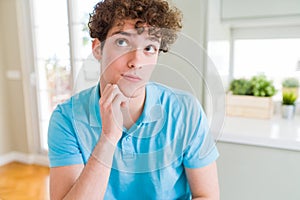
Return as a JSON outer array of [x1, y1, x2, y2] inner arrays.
[[100, 84, 116, 108], [102, 84, 115, 99], [112, 86, 128, 107], [112, 93, 127, 107], [111, 94, 126, 129]]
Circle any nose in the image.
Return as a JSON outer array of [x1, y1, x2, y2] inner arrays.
[[127, 48, 143, 69]]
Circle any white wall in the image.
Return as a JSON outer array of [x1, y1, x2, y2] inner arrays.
[[0, 0, 29, 155], [0, 14, 11, 154], [151, 0, 208, 102], [208, 0, 231, 41]]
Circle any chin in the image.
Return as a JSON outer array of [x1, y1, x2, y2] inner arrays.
[[118, 83, 145, 99]]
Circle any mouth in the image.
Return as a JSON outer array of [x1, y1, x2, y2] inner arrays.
[[121, 73, 142, 82]]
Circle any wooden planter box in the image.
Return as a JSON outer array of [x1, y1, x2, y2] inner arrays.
[[226, 94, 274, 119]]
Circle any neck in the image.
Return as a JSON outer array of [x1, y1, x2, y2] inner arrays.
[[121, 88, 146, 130]]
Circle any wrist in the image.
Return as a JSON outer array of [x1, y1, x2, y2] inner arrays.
[[101, 131, 121, 146], [91, 134, 118, 167]]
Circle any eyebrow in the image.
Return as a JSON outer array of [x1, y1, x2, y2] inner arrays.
[[111, 31, 160, 43]]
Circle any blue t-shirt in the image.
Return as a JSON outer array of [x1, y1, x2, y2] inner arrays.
[[48, 82, 219, 200]]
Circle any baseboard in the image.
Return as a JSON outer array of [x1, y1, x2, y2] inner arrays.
[[0, 151, 49, 167]]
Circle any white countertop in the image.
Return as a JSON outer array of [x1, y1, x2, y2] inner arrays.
[[218, 115, 300, 151]]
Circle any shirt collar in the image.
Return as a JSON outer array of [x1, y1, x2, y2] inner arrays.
[[89, 82, 163, 127], [89, 83, 101, 127], [138, 83, 163, 124]]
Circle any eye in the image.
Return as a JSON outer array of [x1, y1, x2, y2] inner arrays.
[[115, 38, 129, 47], [144, 45, 157, 54]]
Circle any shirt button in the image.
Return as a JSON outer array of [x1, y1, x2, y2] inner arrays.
[[125, 136, 131, 141]]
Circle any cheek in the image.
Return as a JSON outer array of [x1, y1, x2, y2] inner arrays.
[[100, 59, 123, 84], [101, 50, 127, 74], [102, 50, 123, 68], [140, 65, 156, 80]]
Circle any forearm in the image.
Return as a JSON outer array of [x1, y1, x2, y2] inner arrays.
[[62, 135, 116, 200]]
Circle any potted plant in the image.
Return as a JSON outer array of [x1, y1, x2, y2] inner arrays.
[[250, 75, 277, 97], [282, 92, 297, 119], [226, 75, 276, 119], [229, 78, 252, 95], [282, 77, 299, 98]]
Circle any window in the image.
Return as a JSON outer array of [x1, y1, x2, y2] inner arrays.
[[208, 26, 300, 101], [233, 38, 300, 90], [31, 0, 100, 151]]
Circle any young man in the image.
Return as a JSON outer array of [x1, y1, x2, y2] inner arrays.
[[48, 0, 220, 199]]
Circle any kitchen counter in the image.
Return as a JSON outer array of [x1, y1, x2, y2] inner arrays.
[[218, 115, 300, 151]]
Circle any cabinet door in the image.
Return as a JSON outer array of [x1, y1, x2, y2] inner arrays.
[[221, 0, 300, 20]]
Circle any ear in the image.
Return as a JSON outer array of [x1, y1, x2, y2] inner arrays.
[[92, 38, 102, 61]]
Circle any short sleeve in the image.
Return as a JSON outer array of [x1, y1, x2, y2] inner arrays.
[[48, 104, 84, 167], [183, 101, 219, 168]]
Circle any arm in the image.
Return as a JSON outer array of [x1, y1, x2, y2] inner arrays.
[[185, 162, 220, 200], [50, 135, 116, 200], [49, 84, 127, 200]]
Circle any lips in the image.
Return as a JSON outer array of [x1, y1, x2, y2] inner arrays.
[[121, 73, 142, 82]]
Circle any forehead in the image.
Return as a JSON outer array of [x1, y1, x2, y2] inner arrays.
[[108, 19, 143, 33], [107, 19, 161, 40]]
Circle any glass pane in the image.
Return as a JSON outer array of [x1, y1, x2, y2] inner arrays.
[[72, 24, 92, 60], [40, 120, 49, 150], [35, 27, 70, 60], [77, 0, 101, 24], [234, 39, 300, 88], [45, 58, 72, 110], [69, 0, 99, 60], [38, 90, 51, 120], [33, 0, 68, 27], [208, 40, 230, 86], [36, 59, 71, 118], [38, 58, 71, 151], [70, 0, 101, 93], [71, 0, 100, 60], [32, 0, 72, 152]]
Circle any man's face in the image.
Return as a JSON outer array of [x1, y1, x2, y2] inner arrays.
[[100, 19, 161, 98]]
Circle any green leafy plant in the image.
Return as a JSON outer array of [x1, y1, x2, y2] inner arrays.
[[282, 77, 299, 88], [229, 75, 276, 97], [229, 78, 252, 95], [282, 92, 297, 105], [250, 75, 276, 97]]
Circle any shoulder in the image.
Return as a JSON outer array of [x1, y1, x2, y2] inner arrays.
[[147, 82, 196, 99], [51, 85, 98, 120], [147, 82, 203, 112]]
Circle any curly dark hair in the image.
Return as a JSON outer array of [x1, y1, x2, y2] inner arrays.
[[88, 0, 182, 53]]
